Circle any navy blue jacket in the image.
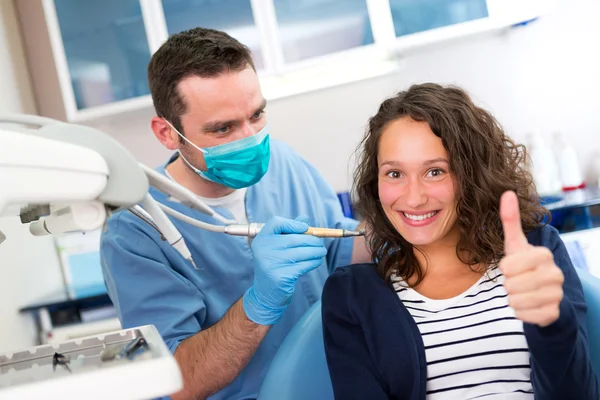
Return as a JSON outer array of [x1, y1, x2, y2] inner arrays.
[[322, 225, 599, 399]]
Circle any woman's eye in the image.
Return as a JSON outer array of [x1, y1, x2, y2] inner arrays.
[[386, 171, 401, 179], [427, 168, 444, 178]]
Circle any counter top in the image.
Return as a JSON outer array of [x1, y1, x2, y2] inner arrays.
[[543, 186, 600, 212], [19, 288, 111, 314]]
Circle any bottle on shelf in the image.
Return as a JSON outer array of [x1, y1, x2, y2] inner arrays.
[[554, 131, 585, 191], [527, 130, 562, 196], [591, 151, 600, 188]]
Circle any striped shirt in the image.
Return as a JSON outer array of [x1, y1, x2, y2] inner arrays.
[[394, 267, 534, 399]]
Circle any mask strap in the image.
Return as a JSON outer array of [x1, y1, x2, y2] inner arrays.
[[164, 119, 207, 154], [178, 150, 200, 172], [176, 148, 217, 184]]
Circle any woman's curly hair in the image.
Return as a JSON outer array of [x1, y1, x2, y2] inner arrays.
[[354, 83, 549, 286]]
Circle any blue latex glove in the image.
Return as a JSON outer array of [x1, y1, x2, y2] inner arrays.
[[243, 216, 328, 325]]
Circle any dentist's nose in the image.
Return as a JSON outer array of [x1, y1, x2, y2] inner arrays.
[[241, 122, 255, 139]]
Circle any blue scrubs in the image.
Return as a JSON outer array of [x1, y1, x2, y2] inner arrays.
[[100, 139, 358, 400]]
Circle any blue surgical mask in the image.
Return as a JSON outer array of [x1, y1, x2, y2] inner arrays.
[[165, 120, 271, 189]]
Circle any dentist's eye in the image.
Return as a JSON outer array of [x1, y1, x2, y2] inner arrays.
[[216, 125, 230, 134], [251, 110, 264, 120]]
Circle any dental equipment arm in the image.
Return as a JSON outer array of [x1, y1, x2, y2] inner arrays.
[[0, 115, 185, 399], [0, 113, 364, 263], [0, 115, 198, 268], [0, 113, 363, 252]]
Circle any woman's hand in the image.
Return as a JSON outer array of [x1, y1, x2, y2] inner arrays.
[[499, 191, 564, 327]]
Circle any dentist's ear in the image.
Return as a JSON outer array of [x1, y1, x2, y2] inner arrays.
[[151, 116, 180, 150]]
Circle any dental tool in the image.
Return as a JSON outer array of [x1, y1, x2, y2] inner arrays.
[[223, 223, 365, 239], [140, 194, 197, 269], [155, 203, 364, 239]]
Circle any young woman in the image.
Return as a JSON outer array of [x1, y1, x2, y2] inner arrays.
[[322, 83, 598, 399]]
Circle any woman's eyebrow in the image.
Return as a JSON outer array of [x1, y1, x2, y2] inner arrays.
[[379, 158, 449, 167], [423, 158, 449, 166]]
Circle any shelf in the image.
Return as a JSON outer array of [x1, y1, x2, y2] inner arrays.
[[543, 187, 600, 212]]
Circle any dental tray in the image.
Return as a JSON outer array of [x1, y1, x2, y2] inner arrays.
[[0, 325, 182, 400]]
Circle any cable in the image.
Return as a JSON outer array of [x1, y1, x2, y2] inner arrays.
[[128, 206, 164, 239], [139, 163, 236, 225], [157, 203, 226, 233]]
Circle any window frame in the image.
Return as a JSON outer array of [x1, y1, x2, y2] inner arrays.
[[151, 0, 559, 91], [46, 0, 557, 122]]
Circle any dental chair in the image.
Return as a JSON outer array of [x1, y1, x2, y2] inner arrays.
[[257, 298, 332, 400], [257, 267, 600, 400], [577, 267, 600, 381]]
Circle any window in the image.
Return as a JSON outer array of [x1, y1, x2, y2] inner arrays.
[[161, 0, 265, 70], [44, 0, 553, 120], [272, 0, 374, 63], [151, 0, 542, 102], [54, 0, 152, 109], [388, 0, 489, 37]]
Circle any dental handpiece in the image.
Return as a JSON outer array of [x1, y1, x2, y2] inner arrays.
[[223, 223, 365, 238]]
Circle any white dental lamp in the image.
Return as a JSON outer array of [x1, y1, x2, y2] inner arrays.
[[0, 114, 188, 400]]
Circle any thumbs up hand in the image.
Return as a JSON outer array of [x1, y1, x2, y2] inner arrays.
[[499, 191, 564, 327]]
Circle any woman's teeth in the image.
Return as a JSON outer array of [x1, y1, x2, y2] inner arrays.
[[403, 211, 438, 221]]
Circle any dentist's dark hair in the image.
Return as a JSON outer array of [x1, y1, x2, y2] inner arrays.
[[354, 83, 549, 287], [148, 27, 255, 135]]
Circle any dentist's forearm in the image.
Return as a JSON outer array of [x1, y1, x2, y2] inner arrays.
[[171, 298, 270, 400]]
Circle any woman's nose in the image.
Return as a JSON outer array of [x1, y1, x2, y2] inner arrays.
[[405, 179, 427, 208]]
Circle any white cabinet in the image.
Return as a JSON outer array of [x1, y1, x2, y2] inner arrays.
[[16, 0, 558, 123]]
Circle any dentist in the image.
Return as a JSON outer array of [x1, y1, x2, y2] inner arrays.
[[100, 27, 369, 400]]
